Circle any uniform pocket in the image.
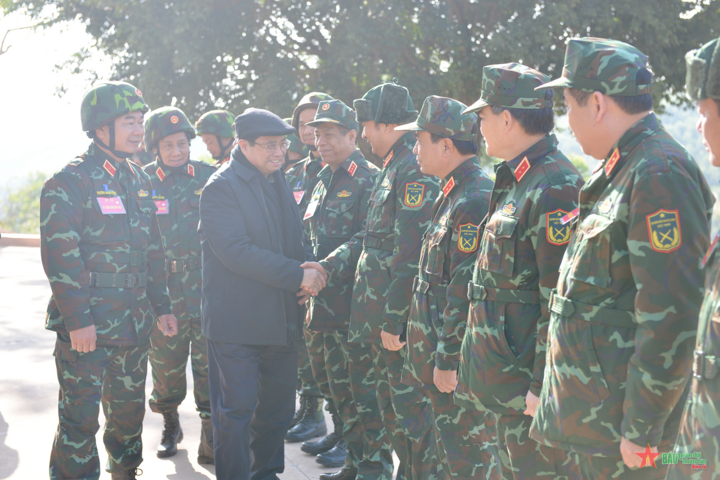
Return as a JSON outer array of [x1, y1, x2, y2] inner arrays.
[[424, 228, 447, 277], [325, 200, 355, 238], [570, 214, 612, 288], [478, 213, 518, 277], [135, 197, 157, 242]]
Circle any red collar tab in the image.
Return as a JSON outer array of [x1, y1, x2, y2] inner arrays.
[[187, 164, 195, 177], [513, 156, 531, 182], [605, 148, 621, 177], [103, 160, 117, 177], [383, 150, 394, 168], [156, 167, 166, 182], [347, 161, 357, 177], [443, 177, 456, 197], [560, 207, 580, 225]]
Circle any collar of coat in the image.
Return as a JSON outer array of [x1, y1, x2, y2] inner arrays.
[[596, 113, 660, 180], [498, 133, 558, 183], [442, 156, 482, 197]]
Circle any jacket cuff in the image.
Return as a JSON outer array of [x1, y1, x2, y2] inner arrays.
[[64, 315, 95, 332], [435, 353, 460, 371], [381, 318, 404, 336], [621, 415, 664, 448], [529, 380, 543, 397]]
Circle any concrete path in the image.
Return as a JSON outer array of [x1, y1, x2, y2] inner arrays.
[[0, 246, 394, 479]]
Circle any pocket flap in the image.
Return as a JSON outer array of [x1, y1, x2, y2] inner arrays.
[[325, 201, 353, 214], [487, 214, 518, 239], [582, 214, 613, 238], [372, 188, 391, 205], [135, 197, 158, 213]]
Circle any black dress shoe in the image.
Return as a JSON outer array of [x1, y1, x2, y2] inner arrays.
[[316, 439, 347, 468], [319, 467, 357, 480]]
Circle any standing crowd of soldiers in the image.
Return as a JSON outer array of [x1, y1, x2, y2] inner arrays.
[[38, 34, 720, 480]]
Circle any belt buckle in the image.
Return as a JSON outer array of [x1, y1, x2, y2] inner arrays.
[[419, 280, 429, 295], [89, 272, 97, 287], [467, 281, 473, 301], [693, 351, 704, 379], [124, 273, 136, 288]]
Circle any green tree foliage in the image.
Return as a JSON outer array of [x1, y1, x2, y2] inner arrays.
[[2, 0, 718, 120], [0, 172, 47, 234]]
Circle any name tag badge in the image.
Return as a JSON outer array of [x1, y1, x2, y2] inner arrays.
[[154, 200, 169, 215], [294, 190, 305, 204], [97, 196, 126, 215], [304, 200, 319, 220]]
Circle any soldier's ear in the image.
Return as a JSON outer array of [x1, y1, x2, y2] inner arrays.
[[443, 137, 454, 156]]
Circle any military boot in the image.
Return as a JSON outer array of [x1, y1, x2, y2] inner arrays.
[[290, 394, 307, 429], [285, 395, 327, 443], [301, 411, 343, 455], [110, 467, 143, 479], [197, 417, 214, 464], [316, 439, 347, 468], [156, 409, 183, 458], [319, 467, 357, 480]]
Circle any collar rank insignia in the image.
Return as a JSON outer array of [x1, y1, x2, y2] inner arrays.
[[547, 210, 572, 245], [348, 161, 357, 177], [647, 209, 682, 253], [187, 164, 195, 177], [383, 150, 394, 168], [103, 160, 117, 177], [458, 223, 479, 253], [194, 188, 203, 195], [605, 147, 621, 177], [702, 233, 720, 268], [156, 167, 166, 182], [501, 203, 517, 215], [443, 177, 456, 197], [337, 190, 352, 198], [514, 156, 531, 182], [138, 190, 149, 197], [561, 207, 580, 225], [404, 182, 425, 208]]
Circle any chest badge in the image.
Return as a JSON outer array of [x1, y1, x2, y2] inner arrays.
[[546, 210, 572, 246], [194, 188, 203, 195], [561, 207, 580, 225], [337, 190, 352, 198], [598, 199, 613, 215], [138, 190, 149, 197], [404, 182, 425, 208], [513, 156, 531, 182], [293, 190, 305, 204], [457, 223, 479, 253], [647, 209, 682, 253], [443, 177, 456, 197], [501, 203, 517, 215]]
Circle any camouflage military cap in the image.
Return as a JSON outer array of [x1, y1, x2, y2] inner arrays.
[[397, 96, 477, 142], [306, 99, 358, 132], [292, 92, 334, 134], [284, 118, 309, 156], [195, 110, 235, 137], [464, 64, 552, 113], [686, 37, 720, 102], [536, 37, 652, 96], [144, 106, 196, 150], [80, 81, 149, 132], [354, 78, 418, 125]]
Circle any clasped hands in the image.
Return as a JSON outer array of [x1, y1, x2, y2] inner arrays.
[[297, 261, 328, 304], [68, 313, 178, 353]]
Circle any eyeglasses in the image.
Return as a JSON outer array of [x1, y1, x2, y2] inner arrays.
[[254, 140, 290, 154]]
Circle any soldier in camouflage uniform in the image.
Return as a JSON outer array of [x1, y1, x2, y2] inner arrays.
[[669, 36, 720, 479], [308, 80, 442, 480], [143, 107, 218, 464], [195, 110, 236, 166], [396, 96, 495, 479], [454, 63, 584, 480], [300, 99, 383, 479], [528, 38, 714, 480], [41, 81, 179, 480], [284, 117, 310, 172], [286, 92, 335, 444]]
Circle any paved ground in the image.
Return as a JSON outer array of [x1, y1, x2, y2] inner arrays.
[[0, 245, 390, 479]]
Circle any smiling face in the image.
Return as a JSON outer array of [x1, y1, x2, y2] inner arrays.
[[314, 123, 356, 168], [697, 98, 720, 167], [240, 135, 287, 177], [157, 131, 190, 168], [96, 111, 145, 156], [298, 108, 318, 146]]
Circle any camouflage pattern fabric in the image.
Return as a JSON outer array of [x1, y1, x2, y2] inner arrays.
[[144, 107, 196, 151], [397, 95, 478, 140], [41, 143, 172, 478], [81, 81, 149, 131], [194, 109, 235, 138], [143, 158, 216, 417], [685, 36, 720, 103], [400, 156, 494, 479], [454, 134, 583, 478], [536, 37, 652, 96], [307, 99, 359, 131], [292, 92, 335, 134], [464, 64, 553, 113], [529, 114, 714, 471]]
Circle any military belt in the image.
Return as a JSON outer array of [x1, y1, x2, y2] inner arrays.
[[89, 271, 147, 288], [363, 234, 394, 252], [81, 250, 147, 267], [548, 290, 635, 328], [166, 257, 201, 273], [692, 351, 718, 380], [467, 282, 540, 304], [413, 276, 447, 297]]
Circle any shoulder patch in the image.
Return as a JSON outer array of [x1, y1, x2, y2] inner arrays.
[[546, 210, 572, 246], [403, 182, 425, 208], [647, 209, 682, 253], [458, 223, 479, 253]]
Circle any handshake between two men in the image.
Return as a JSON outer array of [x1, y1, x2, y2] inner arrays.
[[297, 261, 328, 305]]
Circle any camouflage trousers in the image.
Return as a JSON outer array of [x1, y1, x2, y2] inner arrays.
[[49, 336, 150, 479], [371, 343, 442, 480], [427, 390, 498, 479], [493, 413, 580, 480], [577, 454, 670, 480], [298, 331, 322, 397], [149, 316, 210, 418]]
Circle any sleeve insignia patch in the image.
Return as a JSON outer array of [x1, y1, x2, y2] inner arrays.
[[348, 161, 357, 177], [605, 147, 621, 177], [547, 210, 572, 245], [458, 223, 479, 253], [404, 182, 425, 208], [647, 209, 682, 253], [513, 156, 531, 182]]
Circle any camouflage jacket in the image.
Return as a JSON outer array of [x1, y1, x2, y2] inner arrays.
[[402, 157, 493, 390], [304, 150, 379, 332], [456, 134, 583, 416], [321, 133, 440, 342], [40, 143, 172, 346], [286, 152, 325, 217], [530, 114, 714, 455], [143, 159, 216, 321]]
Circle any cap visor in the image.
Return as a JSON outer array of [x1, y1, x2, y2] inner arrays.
[[463, 98, 490, 114], [305, 118, 353, 129], [534, 77, 571, 91], [394, 121, 424, 132]]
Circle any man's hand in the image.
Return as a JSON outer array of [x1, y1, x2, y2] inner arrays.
[[158, 314, 178, 337], [69, 324, 97, 353], [300, 266, 327, 295], [620, 436, 657, 469], [433, 366, 458, 393], [524, 390, 539, 417], [380, 330, 406, 351], [301, 261, 327, 278], [297, 291, 312, 305]]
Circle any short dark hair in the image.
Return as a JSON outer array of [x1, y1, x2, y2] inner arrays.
[[567, 68, 654, 115], [241, 134, 261, 146], [430, 132, 480, 156], [490, 89, 555, 135]]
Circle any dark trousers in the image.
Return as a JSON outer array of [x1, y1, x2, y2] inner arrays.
[[207, 339, 298, 480]]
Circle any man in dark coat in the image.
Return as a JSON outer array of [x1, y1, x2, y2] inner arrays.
[[198, 108, 327, 480]]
